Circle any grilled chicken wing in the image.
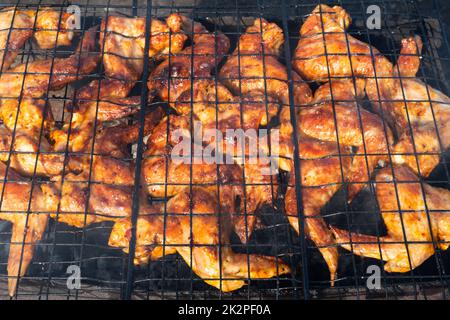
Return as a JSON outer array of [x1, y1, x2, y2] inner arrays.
[[293, 5, 395, 118], [0, 26, 99, 98], [109, 187, 290, 292], [100, 14, 187, 82], [277, 106, 352, 282], [43, 76, 163, 227], [0, 28, 99, 177], [148, 16, 230, 104], [0, 7, 75, 71], [0, 161, 58, 296], [385, 36, 450, 177], [220, 18, 312, 106], [142, 114, 246, 238], [143, 78, 281, 242], [297, 80, 393, 200], [333, 165, 450, 273], [19, 7, 75, 49], [0, 9, 33, 72], [0, 99, 64, 176]]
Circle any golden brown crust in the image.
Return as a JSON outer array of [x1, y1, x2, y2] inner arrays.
[[0, 162, 59, 296], [0, 26, 99, 99], [100, 14, 187, 82], [220, 18, 312, 106]]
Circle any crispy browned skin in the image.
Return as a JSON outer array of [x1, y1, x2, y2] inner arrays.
[[142, 114, 246, 238], [293, 4, 395, 114], [220, 18, 312, 106], [148, 16, 230, 103], [41, 160, 135, 228], [43, 77, 163, 228], [100, 14, 187, 82], [292, 3, 416, 150], [295, 5, 449, 178], [20, 7, 75, 49], [109, 187, 290, 292], [0, 26, 99, 98], [299, 81, 393, 200], [333, 165, 450, 273], [277, 106, 351, 283], [0, 7, 75, 71], [0, 162, 58, 296], [0, 9, 33, 72]]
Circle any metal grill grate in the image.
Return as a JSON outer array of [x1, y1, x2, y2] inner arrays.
[[0, 0, 449, 300]]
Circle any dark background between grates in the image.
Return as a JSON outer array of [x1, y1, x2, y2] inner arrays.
[[0, 0, 449, 300]]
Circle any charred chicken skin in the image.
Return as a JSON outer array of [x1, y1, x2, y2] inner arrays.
[[109, 187, 290, 292], [100, 14, 187, 82], [220, 18, 312, 106], [333, 165, 450, 273]]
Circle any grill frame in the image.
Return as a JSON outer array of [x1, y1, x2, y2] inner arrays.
[[0, 0, 448, 300]]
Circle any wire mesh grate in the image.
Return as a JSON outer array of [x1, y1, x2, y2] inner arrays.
[[0, 0, 448, 300]]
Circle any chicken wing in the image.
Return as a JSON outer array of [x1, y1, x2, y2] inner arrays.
[[148, 16, 230, 104], [0, 7, 75, 72], [277, 106, 352, 283], [0, 26, 99, 98], [19, 6, 75, 49], [0, 99, 64, 176], [293, 5, 394, 114], [0, 161, 58, 296], [143, 78, 281, 243], [100, 14, 187, 82], [109, 187, 290, 292], [291, 80, 393, 200], [333, 165, 450, 273], [294, 4, 420, 152], [0, 9, 33, 72], [220, 18, 312, 106]]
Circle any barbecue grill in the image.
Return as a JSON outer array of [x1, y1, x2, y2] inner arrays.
[[0, 0, 449, 300]]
